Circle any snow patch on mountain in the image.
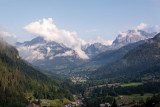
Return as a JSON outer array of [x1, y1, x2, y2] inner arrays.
[[113, 23, 158, 46], [89, 36, 113, 46]]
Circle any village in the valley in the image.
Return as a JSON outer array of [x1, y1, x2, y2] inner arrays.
[[70, 76, 89, 83], [26, 74, 159, 107]]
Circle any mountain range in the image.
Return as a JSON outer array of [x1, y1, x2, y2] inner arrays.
[[112, 29, 156, 48], [16, 28, 157, 74], [90, 33, 160, 81], [1, 23, 160, 107], [16, 36, 109, 73]]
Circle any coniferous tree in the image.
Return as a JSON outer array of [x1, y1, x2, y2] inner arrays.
[[112, 98, 117, 107]]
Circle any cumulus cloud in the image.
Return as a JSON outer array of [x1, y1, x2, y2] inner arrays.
[[24, 18, 89, 59], [55, 50, 73, 57], [89, 36, 113, 46], [135, 23, 148, 30], [133, 23, 160, 33], [17, 44, 45, 62], [117, 23, 160, 39], [0, 30, 16, 45]]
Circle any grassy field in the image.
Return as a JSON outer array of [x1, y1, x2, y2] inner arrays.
[[116, 93, 153, 103], [33, 98, 72, 107], [89, 84, 107, 89], [90, 82, 144, 89], [121, 82, 143, 87]]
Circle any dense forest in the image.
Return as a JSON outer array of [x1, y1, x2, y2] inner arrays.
[[0, 38, 74, 107], [82, 82, 160, 107]]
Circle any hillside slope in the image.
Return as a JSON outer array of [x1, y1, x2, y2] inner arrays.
[[0, 38, 73, 107], [91, 33, 160, 81], [70, 40, 145, 75]]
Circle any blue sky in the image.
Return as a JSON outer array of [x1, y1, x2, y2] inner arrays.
[[0, 0, 160, 42]]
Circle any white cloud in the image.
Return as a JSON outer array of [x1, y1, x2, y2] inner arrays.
[[0, 30, 16, 45], [133, 23, 160, 33], [118, 31, 127, 38], [55, 50, 73, 57], [89, 36, 113, 46], [24, 18, 89, 59], [0, 30, 16, 38], [135, 23, 148, 30], [117, 23, 160, 39], [17, 44, 45, 62]]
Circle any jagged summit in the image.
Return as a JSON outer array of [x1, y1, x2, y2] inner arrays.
[[112, 29, 156, 48]]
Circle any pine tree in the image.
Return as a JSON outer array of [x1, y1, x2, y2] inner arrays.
[[112, 98, 117, 107]]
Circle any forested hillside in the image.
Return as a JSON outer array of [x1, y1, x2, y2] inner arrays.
[[90, 33, 160, 81], [70, 40, 145, 75], [0, 38, 73, 107]]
